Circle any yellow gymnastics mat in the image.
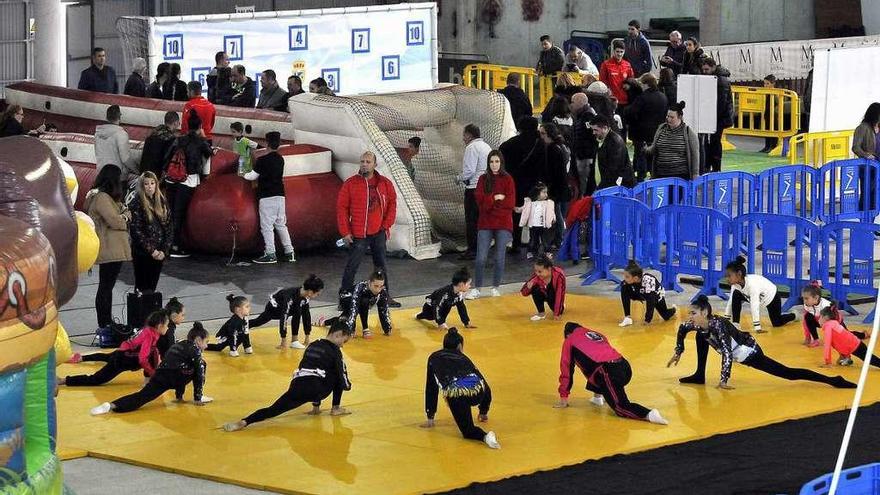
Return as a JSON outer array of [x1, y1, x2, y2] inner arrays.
[[56, 294, 878, 495]]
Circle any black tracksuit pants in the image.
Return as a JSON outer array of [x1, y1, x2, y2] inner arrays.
[[620, 286, 676, 322], [586, 359, 651, 420], [112, 369, 197, 413], [852, 343, 880, 368], [446, 391, 489, 441], [730, 292, 796, 327], [531, 286, 560, 315], [96, 262, 122, 328], [743, 349, 852, 387], [82, 352, 111, 362], [464, 189, 478, 253], [66, 352, 140, 386], [206, 332, 251, 352], [243, 377, 330, 425], [250, 303, 309, 339]]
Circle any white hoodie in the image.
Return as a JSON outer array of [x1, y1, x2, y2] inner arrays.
[[94, 123, 137, 181]]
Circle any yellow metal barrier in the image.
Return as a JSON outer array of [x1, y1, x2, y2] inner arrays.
[[722, 86, 801, 156], [788, 130, 854, 167], [462, 63, 585, 114]]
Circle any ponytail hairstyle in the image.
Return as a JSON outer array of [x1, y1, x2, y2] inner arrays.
[[369, 270, 386, 282], [691, 294, 713, 315], [624, 260, 643, 278], [725, 255, 748, 279], [451, 267, 471, 285], [801, 281, 823, 299], [226, 293, 249, 313], [302, 274, 325, 293], [529, 182, 548, 201], [187, 321, 208, 341], [534, 254, 554, 270], [443, 327, 464, 350], [819, 306, 837, 320], [145, 310, 169, 329], [563, 321, 581, 337], [165, 296, 184, 315]]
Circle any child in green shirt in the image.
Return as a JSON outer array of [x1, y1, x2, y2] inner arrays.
[[231, 121, 259, 174]]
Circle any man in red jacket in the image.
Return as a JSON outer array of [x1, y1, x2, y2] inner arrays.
[[337, 151, 401, 307], [599, 39, 635, 141], [181, 81, 216, 141]]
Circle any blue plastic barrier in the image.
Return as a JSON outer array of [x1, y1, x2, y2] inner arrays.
[[822, 221, 878, 323], [654, 205, 732, 300], [818, 159, 880, 223], [583, 196, 651, 286], [756, 164, 818, 219], [634, 178, 691, 210], [592, 185, 632, 199], [731, 213, 822, 311], [692, 171, 758, 219], [800, 462, 880, 495]]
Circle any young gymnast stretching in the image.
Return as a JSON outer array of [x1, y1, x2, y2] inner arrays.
[[725, 256, 796, 333], [818, 307, 880, 368], [249, 275, 324, 349], [90, 322, 212, 415], [324, 271, 392, 338], [520, 255, 566, 321], [554, 322, 668, 425], [667, 295, 856, 389], [60, 311, 167, 387], [224, 320, 353, 431], [206, 294, 252, 356], [421, 328, 500, 449], [416, 268, 475, 329], [801, 282, 868, 348], [618, 260, 676, 327]]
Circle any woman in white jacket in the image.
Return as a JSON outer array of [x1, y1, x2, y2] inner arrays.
[[724, 256, 796, 333]]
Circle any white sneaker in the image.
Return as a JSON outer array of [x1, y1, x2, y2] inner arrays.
[[465, 288, 481, 300], [490, 287, 501, 297], [483, 431, 501, 449], [530, 313, 546, 321], [244, 347, 254, 354], [618, 316, 633, 327], [229, 350, 240, 357], [199, 395, 214, 403], [290, 341, 306, 349], [90, 402, 112, 416], [590, 395, 605, 407], [647, 409, 669, 425]]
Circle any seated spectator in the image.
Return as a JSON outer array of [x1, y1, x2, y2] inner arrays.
[[645, 101, 699, 180], [140, 111, 180, 177], [498, 72, 533, 126], [78, 47, 118, 94], [162, 63, 188, 101], [146, 62, 169, 99], [256, 70, 288, 111], [309, 77, 329, 94], [123, 57, 148, 98], [229, 65, 256, 107], [535, 35, 565, 76], [0, 105, 44, 138], [278, 75, 305, 112], [565, 45, 598, 77], [591, 114, 635, 189]]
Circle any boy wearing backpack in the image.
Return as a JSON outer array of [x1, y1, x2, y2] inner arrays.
[[243, 131, 295, 264], [164, 112, 214, 258]]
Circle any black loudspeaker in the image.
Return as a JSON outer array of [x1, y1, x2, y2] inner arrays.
[[127, 291, 163, 330]]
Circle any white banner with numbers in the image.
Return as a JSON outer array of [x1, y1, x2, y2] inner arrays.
[[146, 3, 437, 96]]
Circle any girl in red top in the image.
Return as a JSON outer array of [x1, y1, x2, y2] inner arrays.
[[60, 311, 168, 387], [466, 150, 516, 300], [818, 307, 880, 368], [521, 255, 566, 321]]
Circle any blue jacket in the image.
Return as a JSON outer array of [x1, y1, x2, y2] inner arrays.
[[78, 64, 118, 94], [624, 34, 653, 76]]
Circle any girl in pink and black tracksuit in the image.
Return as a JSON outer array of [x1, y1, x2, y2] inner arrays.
[[61, 311, 167, 387], [801, 282, 867, 347], [556, 322, 668, 424], [521, 255, 566, 321], [818, 307, 880, 368]]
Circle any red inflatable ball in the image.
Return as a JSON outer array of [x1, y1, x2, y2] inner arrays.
[[183, 174, 261, 255], [281, 173, 342, 250]]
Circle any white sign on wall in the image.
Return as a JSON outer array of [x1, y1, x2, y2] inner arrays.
[[676, 75, 718, 134], [147, 3, 438, 96]]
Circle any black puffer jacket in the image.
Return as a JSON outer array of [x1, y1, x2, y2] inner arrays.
[[128, 193, 172, 256], [165, 133, 212, 176], [624, 88, 669, 142], [714, 65, 735, 129], [571, 106, 597, 160], [140, 125, 177, 176]]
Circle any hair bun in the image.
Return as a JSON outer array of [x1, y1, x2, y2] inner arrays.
[[226, 294, 235, 302], [695, 294, 709, 304], [678, 101, 686, 109], [169, 296, 179, 303], [192, 321, 204, 330], [447, 327, 459, 335], [810, 280, 822, 288], [735, 255, 747, 265]]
